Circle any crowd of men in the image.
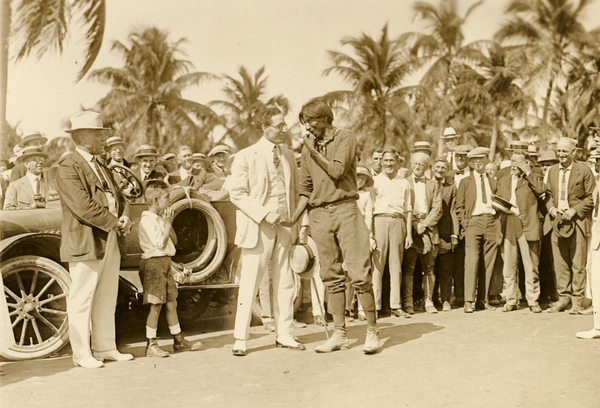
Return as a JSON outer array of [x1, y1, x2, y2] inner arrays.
[[1, 100, 600, 365]]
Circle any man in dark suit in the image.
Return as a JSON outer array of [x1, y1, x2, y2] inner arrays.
[[545, 137, 595, 313], [456, 146, 501, 313], [56, 111, 133, 368], [167, 145, 194, 184], [496, 151, 546, 313], [133, 144, 166, 185]]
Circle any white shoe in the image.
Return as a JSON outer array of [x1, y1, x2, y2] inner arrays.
[[576, 329, 600, 339], [93, 350, 134, 362], [232, 340, 247, 356], [73, 356, 104, 368]]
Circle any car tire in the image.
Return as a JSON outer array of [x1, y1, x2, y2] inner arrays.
[[1, 256, 71, 361]]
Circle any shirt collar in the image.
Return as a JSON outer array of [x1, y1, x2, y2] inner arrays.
[[559, 162, 573, 172], [76, 146, 94, 163], [142, 210, 160, 221], [26, 171, 40, 184]]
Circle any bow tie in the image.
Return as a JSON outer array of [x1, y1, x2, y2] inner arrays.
[[414, 177, 427, 183]]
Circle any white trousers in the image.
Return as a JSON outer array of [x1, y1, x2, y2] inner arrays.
[[590, 244, 600, 329], [233, 222, 294, 340], [67, 230, 120, 361]]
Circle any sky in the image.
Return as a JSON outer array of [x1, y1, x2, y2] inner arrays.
[[6, 0, 600, 142]]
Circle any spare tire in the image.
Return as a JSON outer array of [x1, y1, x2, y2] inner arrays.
[[169, 188, 228, 284]]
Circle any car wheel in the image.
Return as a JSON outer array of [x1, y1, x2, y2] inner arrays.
[[176, 289, 212, 325], [1, 256, 71, 360]]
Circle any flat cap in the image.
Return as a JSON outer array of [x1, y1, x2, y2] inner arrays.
[[208, 145, 230, 157], [467, 146, 490, 158], [451, 145, 473, 155]]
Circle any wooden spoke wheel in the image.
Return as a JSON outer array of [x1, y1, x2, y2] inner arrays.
[[108, 163, 144, 200], [1, 256, 71, 360]]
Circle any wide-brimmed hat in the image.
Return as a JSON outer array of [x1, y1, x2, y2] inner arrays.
[[467, 146, 490, 159], [451, 145, 472, 156], [65, 111, 111, 133], [134, 144, 161, 159], [356, 165, 374, 188], [16, 146, 48, 164], [105, 135, 128, 148], [155, 159, 176, 173], [207, 145, 230, 157], [491, 194, 514, 214], [538, 150, 559, 164], [527, 144, 540, 157], [410, 141, 432, 155], [441, 127, 461, 139], [289, 235, 320, 279], [505, 140, 529, 152], [17, 132, 47, 148], [553, 213, 575, 238]]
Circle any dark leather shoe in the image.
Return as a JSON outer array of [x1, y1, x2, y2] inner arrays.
[[464, 302, 474, 313], [503, 304, 517, 312], [275, 340, 306, 350], [404, 305, 415, 315], [547, 300, 569, 313], [530, 305, 542, 313], [391, 308, 410, 318]]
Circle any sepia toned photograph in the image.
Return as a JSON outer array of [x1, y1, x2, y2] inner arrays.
[[1, 1, 599, 407]]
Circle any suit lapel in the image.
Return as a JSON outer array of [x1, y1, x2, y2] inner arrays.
[[73, 151, 103, 190], [568, 164, 579, 193]]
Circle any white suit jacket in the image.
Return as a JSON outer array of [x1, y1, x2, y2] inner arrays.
[[229, 138, 298, 249]]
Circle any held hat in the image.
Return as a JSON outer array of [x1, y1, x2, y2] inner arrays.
[[65, 111, 111, 133], [134, 144, 161, 159], [16, 146, 49, 164], [289, 235, 320, 279], [538, 150, 559, 164], [552, 213, 575, 238], [105, 135, 128, 148], [505, 140, 528, 152], [356, 165, 374, 188], [207, 145, 230, 157], [410, 141, 432, 155], [441, 127, 461, 139], [466, 146, 490, 159], [17, 132, 47, 148], [451, 145, 472, 156], [491, 194, 514, 214]]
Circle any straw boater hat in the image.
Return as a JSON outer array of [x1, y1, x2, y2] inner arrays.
[[289, 235, 320, 279], [505, 140, 529, 152], [491, 194, 514, 214], [466, 146, 490, 159], [537, 150, 559, 165], [441, 127, 460, 139], [356, 165, 374, 188], [207, 145, 230, 157], [134, 145, 161, 159], [17, 132, 47, 148], [65, 111, 111, 133], [410, 141, 432, 155], [15, 146, 48, 164], [105, 135, 128, 148]]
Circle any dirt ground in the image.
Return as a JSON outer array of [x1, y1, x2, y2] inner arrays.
[[1, 302, 599, 408]]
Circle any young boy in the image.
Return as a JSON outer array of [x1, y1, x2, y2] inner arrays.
[[139, 180, 202, 357]]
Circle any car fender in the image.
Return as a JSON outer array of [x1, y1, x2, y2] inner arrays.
[[0, 232, 64, 267]]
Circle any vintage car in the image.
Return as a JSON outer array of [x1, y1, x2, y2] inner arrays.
[[0, 174, 301, 361]]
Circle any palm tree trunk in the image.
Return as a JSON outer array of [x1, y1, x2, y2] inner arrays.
[[489, 123, 498, 160], [542, 76, 554, 124], [0, 0, 11, 161]]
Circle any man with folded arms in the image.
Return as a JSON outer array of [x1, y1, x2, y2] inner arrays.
[[545, 137, 595, 314], [371, 148, 413, 317], [496, 149, 546, 313]]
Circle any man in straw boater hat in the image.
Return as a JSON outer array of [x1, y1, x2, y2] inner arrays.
[[105, 135, 130, 168], [3, 146, 50, 209], [440, 127, 461, 170], [133, 144, 165, 184], [456, 146, 502, 313], [544, 137, 596, 314], [495, 146, 546, 313], [288, 98, 379, 354], [9, 131, 48, 183], [56, 111, 134, 368]]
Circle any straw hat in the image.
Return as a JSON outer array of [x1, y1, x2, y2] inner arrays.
[[441, 127, 460, 139], [16, 146, 48, 164]]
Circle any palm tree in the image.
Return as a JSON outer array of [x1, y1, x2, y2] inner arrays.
[[88, 27, 219, 153], [399, 0, 487, 153], [1, 0, 106, 160], [322, 24, 423, 153], [208, 66, 289, 150], [495, 0, 598, 124]]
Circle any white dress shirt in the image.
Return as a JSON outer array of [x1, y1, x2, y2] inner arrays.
[[472, 171, 493, 216], [509, 175, 520, 216], [25, 171, 41, 194], [373, 172, 412, 215], [411, 174, 429, 216]]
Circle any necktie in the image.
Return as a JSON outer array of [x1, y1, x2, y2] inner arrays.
[[560, 168, 567, 201], [35, 177, 41, 194], [92, 156, 110, 191], [481, 174, 487, 204], [273, 146, 280, 168], [594, 189, 599, 218]]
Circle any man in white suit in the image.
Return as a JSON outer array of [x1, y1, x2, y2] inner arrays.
[[229, 107, 305, 356]]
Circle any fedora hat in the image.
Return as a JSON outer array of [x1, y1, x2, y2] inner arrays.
[[208, 145, 230, 157], [410, 141, 432, 155], [538, 150, 559, 164], [105, 135, 128, 148], [134, 144, 161, 159], [65, 111, 111, 133], [527, 144, 540, 157], [16, 146, 48, 164], [356, 165, 374, 188], [441, 127, 461, 139], [289, 236, 320, 279], [553, 213, 575, 238], [491, 194, 514, 214], [17, 132, 47, 148], [505, 140, 528, 152], [156, 159, 176, 173]]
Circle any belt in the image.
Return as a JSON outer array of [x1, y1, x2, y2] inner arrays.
[[313, 197, 356, 209], [374, 213, 404, 219]]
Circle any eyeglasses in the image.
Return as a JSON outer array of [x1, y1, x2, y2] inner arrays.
[[270, 123, 287, 131]]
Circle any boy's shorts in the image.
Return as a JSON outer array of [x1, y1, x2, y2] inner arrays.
[[140, 256, 178, 305]]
